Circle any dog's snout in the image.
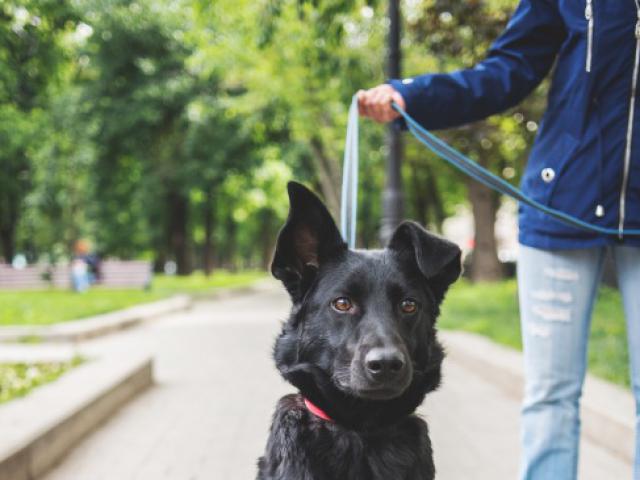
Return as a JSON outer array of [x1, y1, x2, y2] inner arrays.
[[364, 347, 406, 380]]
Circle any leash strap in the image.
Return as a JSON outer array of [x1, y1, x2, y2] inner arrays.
[[391, 101, 640, 237], [341, 96, 359, 247]]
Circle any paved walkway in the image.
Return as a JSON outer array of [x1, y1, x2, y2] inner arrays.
[[41, 283, 631, 479]]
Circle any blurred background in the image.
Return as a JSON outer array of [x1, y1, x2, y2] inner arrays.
[[0, 0, 544, 278], [0, 1, 632, 478]]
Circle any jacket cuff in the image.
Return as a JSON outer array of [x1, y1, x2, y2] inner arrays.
[[389, 77, 433, 128]]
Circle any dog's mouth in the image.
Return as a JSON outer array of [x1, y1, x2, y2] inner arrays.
[[334, 375, 412, 401], [350, 385, 407, 400]]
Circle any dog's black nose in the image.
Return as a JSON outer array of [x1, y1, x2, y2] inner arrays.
[[364, 347, 406, 380]]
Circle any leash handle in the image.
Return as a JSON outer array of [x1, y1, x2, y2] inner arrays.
[[341, 95, 359, 248]]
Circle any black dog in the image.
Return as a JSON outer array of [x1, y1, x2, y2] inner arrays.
[[257, 182, 461, 480]]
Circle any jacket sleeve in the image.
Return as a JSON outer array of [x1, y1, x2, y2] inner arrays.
[[389, 0, 566, 130]]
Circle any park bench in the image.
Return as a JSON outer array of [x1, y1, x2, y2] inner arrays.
[[0, 260, 152, 290], [0, 263, 70, 289], [98, 260, 152, 289]]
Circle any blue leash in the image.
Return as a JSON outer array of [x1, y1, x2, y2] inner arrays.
[[392, 101, 640, 237], [341, 96, 359, 248], [339, 94, 640, 243]]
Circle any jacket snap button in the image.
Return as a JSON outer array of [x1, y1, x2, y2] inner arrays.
[[541, 168, 555, 183], [595, 205, 605, 217]]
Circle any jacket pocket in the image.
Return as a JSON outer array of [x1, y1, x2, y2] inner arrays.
[[547, 135, 601, 220], [522, 132, 580, 209]]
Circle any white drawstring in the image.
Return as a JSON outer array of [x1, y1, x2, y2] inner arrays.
[[585, 0, 594, 72]]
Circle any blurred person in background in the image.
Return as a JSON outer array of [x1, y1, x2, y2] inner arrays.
[[71, 239, 101, 292]]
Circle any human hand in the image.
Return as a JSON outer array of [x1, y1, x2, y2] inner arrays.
[[357, 84, 406, 123]]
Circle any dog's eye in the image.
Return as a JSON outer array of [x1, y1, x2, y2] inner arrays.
[[332, 297, 353, 312], [400, 298, 418, 314]]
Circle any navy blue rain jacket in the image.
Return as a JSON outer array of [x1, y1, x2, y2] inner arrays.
[[390, 0, 640, 249]]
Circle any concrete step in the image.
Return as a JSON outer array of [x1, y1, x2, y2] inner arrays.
[[0, 352, 153, 480]]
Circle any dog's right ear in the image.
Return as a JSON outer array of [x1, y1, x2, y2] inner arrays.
[[271, 181, 347, 303]]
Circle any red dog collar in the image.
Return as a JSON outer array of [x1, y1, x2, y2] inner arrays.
[[303, 397, 334, 422]]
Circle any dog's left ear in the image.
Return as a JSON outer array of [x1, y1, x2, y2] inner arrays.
[[271, 181, 347, 303], [388, 221, 462, 303]]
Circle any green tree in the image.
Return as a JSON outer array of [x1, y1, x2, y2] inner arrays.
[[195, 0, 388, 217], [0, 0, 548, 278], [182, 94, 257, 274], [17, 85, 95, 263], [0, 0, 77, 262], [79, 0, 263, 273]]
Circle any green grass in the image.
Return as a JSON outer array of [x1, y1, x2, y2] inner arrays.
[[440, 280, 630, 387], [0, 357, 84, 404], [152, 270, 266, 293], [0, 270, 266, 327]]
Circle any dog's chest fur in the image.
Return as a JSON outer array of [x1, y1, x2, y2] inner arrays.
[[257, 394, 435, 480]]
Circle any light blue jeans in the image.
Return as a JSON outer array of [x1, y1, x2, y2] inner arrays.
[[518, 244, 640, 480]]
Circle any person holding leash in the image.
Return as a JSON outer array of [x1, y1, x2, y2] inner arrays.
[[358, 1, 640, 479]]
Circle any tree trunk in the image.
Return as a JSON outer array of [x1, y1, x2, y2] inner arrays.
[[409, 159, 429, 226], [309, 136, 341, 218], [203, 187, 215, 276], [0, 227, 15, 264], [423, 162, 446, 230], [260, 211, 275, 271], [153, 251, 167, 274], [0, 189, 19, 264], [224, 212, 237, 271], [409, 159, 445, 232], [167, 190, 192, 275], [467, 178, 503, 282]]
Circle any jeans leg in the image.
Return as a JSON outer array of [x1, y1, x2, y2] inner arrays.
[[612, 246, 640, 479], [518, 245, 605, 480]]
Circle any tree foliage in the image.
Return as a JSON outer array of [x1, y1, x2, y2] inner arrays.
[[0, 0, 545, 279], [0, 0, 78, 262]]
